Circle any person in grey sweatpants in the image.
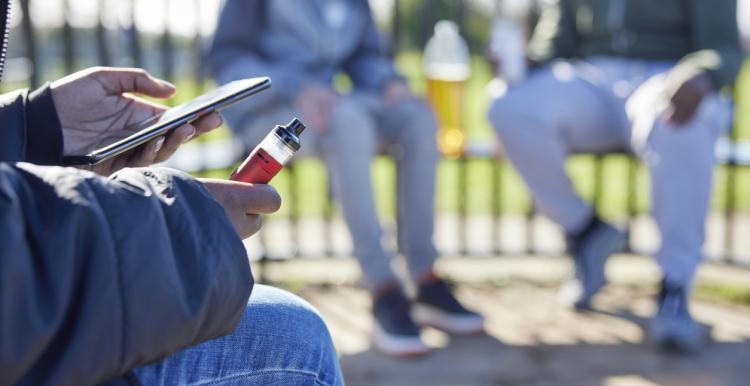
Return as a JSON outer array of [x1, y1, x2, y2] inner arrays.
[[209, 0, 483, 357], [488, 0, 741, 354]]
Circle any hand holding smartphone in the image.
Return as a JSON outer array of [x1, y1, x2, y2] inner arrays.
[[63, 77, 272, 166]]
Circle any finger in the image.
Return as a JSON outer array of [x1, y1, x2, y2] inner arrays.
[[204, 179, 282, 215], [191, 112, 223, 136], [121, 97, 170, 129], [237, 214, 263, 239], [234, 183, 282, 215], [155, 124, 196, 163], [94, 67, 176, 98], [128, 136, 164, 167]]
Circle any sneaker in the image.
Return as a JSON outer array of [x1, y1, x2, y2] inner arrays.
[[371, 285, 431, 357], [412, 278, 485, 335], [559, 217, 627, 309], [648, 279, 709, 354]]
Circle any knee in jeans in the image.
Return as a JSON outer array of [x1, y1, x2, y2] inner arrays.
[[248, 285, 333, 351]]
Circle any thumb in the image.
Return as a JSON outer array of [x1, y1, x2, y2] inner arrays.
[[93, 67, 176, 98], [201, 179, 282, 215]]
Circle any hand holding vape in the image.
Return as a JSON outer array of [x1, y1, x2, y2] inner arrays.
[[230, 118, 306, 184]]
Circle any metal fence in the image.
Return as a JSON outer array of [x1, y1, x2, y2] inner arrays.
[[5, 0, 750, 267]]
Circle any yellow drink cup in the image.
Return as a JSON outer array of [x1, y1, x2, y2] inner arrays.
[[423, 21, 471, 159], [427, 77, 466, 159]]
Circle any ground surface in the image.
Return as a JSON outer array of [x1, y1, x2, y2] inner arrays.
[[263, 257, 750, 386]]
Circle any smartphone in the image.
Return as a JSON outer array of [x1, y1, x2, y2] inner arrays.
[[62, 77, 272, 166]]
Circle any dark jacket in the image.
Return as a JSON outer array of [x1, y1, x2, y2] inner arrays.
[[0, 1, 254, 385], [527, 0, 743, 90]]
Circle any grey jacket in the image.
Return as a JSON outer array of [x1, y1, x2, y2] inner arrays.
[[0, 4, 254, 385], [208, 0, 402, 129]]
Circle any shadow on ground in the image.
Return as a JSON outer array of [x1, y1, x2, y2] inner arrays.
[[302, 284, 750, 386]]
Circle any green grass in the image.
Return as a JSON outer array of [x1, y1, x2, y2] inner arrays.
[[695, 281, 750, 308]]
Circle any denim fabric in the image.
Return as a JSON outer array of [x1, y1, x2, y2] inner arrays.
[[133, 285, 344, 386]]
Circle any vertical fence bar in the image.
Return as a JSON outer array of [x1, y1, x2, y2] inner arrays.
[[457, 157, 468, 256], [723, 124, 739, 262], [324, 179, 336, 257], [287, 163, 300, 257], [392, 0, 400, 52], [625, 157, 638, 253], [492, 158, 503, 255], [456, 0, 466, 39], [420, 0, 433, 48], [526, 206, 535, 254], [20, 0, 38, 88], [127, 0, 143, 68], [192, 0, 206, 93], [62, 0, 75, 73], [96, 0, 111, 66], [160, 0, 174, 82]]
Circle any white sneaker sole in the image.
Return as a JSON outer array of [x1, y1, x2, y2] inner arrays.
[[371, 323, 431, 358], [411, 303, 485, 335]]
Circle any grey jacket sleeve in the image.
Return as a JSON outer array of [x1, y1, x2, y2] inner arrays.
[[0, 164, 253, 386], [342, 1, 404, 92], [208, 0, 307, 99]]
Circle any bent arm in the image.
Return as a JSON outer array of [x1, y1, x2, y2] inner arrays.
[[208, 0, 306, 98], [342, 1, 403, 93], [0, 165, 252, 386]]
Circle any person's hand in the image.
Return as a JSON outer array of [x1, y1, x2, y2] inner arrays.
[[663, 69, 713, 127], [383, 80, 413, 106], [200, 179, 282, 239], [51, 67, 224, 175], [295, 85, 337, 132]]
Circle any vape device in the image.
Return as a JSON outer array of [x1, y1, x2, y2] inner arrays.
[[230, 118, 306, 184]]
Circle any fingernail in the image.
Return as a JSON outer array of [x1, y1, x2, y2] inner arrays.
[[154, 137, 165, 153], [183, 127, 196, 143], [161, 80, 176, 90]]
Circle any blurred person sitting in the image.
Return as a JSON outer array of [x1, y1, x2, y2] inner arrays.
[[487, 0, 742, 353], [0, 1, 343, 383], [209, 0, 484, 357]]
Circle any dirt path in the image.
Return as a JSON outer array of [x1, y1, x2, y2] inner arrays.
[[302, 284, 750, 386]]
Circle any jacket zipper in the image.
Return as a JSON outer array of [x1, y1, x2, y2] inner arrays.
[[0, 0, 10, 81]]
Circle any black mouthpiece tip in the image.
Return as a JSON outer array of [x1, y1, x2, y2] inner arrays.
[[286, 118, 306, 136]]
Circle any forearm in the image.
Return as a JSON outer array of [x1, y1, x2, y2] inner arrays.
[[0, 165, 252, 385]]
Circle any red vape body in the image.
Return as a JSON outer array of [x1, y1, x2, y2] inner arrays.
[[230, 118, 305, 184]]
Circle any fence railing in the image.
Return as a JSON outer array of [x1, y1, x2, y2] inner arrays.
[[4, 0, 750, 268]]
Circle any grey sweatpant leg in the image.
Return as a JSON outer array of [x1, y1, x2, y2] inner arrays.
[[488, 58, 732, 288], [319, 94, 440, 289], [234, 93, 439, 291]]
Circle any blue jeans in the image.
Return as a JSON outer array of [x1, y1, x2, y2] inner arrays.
[[133, 285, 345, 386]]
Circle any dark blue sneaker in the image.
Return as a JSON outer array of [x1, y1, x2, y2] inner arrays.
[[559, 217, 626, 309], [371, 285, 430, 357], [412, 278, 485, 335], [648, 279, 709, 354]]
